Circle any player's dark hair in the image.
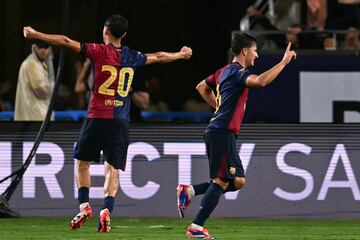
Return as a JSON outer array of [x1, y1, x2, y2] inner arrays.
[[104, 14, 128, 39], [231, 33, 257, 55]]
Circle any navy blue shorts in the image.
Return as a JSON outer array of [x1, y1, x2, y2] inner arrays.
[[205, 130, 245, 180], [74, 118, 129, 170]]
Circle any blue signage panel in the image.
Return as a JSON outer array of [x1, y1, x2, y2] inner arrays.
[[245, 54, 360, 123]]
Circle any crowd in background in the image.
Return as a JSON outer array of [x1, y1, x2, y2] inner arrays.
[[0, 0, 359, 120], [247, 0, 360, 51]]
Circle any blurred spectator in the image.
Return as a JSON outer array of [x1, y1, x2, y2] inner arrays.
[[340, 27, 360, 51], [146, 77, 169, 112], [339, 0, 360, 3], [74, 58, 93, 109], [326, 0, 360, 30], [273, 0, 302, 30], [56, 83, 72, 110], [14, 40, 55, 121], [307, 0, 327, 31], [323, 36, 337, 50], [182, 99, 213, 112], [0, 80, 13, 111], [247, 6, 324, 49], [182, 93, 213, 112], [129, 70, 150, 122], [247, 6, 299, 49]]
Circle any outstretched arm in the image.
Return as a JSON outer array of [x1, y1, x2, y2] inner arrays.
[[145, 46, 192, 65], [196, 80, 217, 109], [23, 26, 81, 53], [246, 42, 296, 88]]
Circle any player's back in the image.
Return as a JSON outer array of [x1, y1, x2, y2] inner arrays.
[[83, 43, 147, 120]]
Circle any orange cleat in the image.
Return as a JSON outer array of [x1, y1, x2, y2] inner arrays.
[[97, 208, 111, 232], [70, 202, 93, 229]]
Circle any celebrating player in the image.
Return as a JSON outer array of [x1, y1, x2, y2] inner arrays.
[[23, 14, 192, 233], [177, 33, 296, 239]]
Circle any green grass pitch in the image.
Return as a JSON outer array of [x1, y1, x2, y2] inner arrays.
[[1, 217, 360, 240]]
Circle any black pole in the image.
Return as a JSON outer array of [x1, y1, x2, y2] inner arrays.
[[0, 0, 69, 217]]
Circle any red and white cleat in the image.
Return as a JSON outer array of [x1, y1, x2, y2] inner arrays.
[[70, 202, 93, 229], [97, 208, 111, 232]]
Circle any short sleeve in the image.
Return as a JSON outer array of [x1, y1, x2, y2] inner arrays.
[[83, 43, 104, 61], [121, 47, 147, 67], [205, 73, 216, 87], [205, 67, 223, 87], [239, 69, 252, 86]]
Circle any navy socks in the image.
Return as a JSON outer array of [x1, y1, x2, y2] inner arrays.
[[193, 183, 224, 226], [78, 187, 89, 204], [78, 187, 115, 214], [102, 196, 115, 213]]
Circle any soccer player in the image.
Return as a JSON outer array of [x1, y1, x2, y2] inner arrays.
[[177, 33, 296, 239], [23, 14, 192, 232]]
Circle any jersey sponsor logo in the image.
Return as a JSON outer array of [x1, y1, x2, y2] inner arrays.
[[104, 99, 124, 107], [104, 99, 112, 106]]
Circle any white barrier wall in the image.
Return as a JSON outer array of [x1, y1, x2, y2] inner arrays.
[[1, 123, 360, 218]]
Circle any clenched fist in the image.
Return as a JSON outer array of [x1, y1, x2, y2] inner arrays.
[[23, 26, 37, 39], [180, 46, 192, 60]]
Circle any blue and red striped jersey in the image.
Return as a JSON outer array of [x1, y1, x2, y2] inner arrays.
[[205, 62, 251, 135], [83, 43, 147, 120]]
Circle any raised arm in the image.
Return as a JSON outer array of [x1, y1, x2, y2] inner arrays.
[[145, 46, 192, 65], [23, 26, 81, 53], [196, 80, 217, 109], [246, 42, 296, 88]]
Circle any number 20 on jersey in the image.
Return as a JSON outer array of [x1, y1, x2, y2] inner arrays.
[[99, 65, 134, 97]]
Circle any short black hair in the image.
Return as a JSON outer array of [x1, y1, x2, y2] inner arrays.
[[33, 39, 49, 49], [104, 14, 128, 39], [231, 33, 257, 56]]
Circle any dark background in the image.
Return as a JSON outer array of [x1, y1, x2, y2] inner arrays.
[[0, 0, 254, 110]]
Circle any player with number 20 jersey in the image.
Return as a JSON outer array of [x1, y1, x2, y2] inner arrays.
[[23, 14, 192, 232]]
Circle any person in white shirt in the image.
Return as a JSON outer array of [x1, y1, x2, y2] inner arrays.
[[14, 40, 55, 121]]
